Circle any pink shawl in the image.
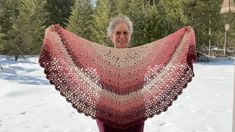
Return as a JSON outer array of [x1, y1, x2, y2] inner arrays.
[[39, 25, 196, 128]]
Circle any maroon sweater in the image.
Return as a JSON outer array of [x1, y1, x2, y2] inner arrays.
[[96, 119, 145, 132]]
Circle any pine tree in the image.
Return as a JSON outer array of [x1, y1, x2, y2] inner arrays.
[[0, 26, 4, 51], [108, 0, 127, 17], [126, 0, 160, 47], [0, 0, 20, 54], [0, 0, 20, 34], [159, 0, 188, 30], [228, 14, 235, 48], [184, 0, 223, 52], [144, 0, 159, 5], [142, 4, 162, 43], [10, 0, 48, 57], [92, 0, 110, 45], [67, 0, 94, 40], [122, 0, 188, 47], [45, 0, 74, 27]]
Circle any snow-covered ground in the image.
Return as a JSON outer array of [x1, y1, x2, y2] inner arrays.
[[0, 55, 234, 132]]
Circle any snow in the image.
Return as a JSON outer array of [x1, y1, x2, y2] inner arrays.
[[0, 55, 234, 132]]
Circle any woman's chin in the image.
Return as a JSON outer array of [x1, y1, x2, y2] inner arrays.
[[116, 43, 128, 48]]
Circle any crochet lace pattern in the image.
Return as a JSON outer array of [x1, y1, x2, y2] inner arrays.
[[39, 25, 196, 129]]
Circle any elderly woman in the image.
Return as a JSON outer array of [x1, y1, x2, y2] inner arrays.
[[96, 15, 145, 132], [39, 14, 196, 132]]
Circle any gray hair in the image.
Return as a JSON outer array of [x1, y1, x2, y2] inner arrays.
[[107, 15, 133, 38]]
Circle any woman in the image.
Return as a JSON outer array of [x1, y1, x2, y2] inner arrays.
[[96, 15, 145, 132], [39, 14, 196, 132]]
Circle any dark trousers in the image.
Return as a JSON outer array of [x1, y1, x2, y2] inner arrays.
[[96, 119, 144, 132]]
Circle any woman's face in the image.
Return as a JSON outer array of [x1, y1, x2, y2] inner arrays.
[[111, 22, 131, 48]]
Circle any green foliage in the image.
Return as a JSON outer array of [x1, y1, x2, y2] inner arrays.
[[92, 0, 110, 45], [0, 0, 20, 54], [144, 0, 160, 5], [157, 0, 188, 30], [108, 0, 127, 17], [125, 0, 151, 46], [184, 0, 224, 51], [45, 0, 74, 27], [0, 0, 234, 57], [67, 0, 94, 40], [9, 0, 48, 56], [125, 0, 188, 47], [0, 0, 20, 33]]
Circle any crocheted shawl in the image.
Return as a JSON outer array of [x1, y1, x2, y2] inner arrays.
[[39, 25, 196, 128]]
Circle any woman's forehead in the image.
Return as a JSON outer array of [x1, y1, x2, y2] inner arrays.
[[114, 22, 129, 31]]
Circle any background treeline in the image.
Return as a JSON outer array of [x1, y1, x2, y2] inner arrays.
[[0, 0, 234, 59]]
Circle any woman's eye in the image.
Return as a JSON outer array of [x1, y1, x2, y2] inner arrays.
[[116, 32, 121, 35], [115, 31, 129, 35]]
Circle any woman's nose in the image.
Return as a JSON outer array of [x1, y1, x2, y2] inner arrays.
[[120, 33, 125, 39]]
